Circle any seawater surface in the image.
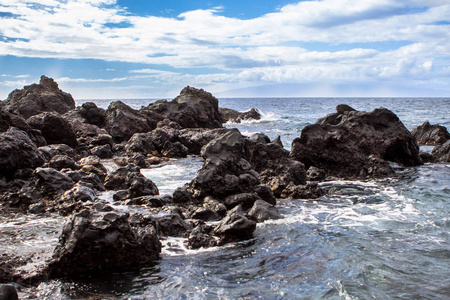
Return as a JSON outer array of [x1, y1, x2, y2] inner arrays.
[[3, 97, 449, 299]]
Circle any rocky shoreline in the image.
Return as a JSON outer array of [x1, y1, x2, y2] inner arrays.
[[1, 76, 449, 297]]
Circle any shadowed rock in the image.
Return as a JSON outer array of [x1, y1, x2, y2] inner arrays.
[[219, 107, 261, 123], [411, 121, 450, 145]]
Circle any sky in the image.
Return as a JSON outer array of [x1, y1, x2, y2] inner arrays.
[[0, 0, 449, 100]]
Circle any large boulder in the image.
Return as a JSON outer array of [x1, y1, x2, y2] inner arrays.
[[141, 86, 223, 129], [2, 76, 75, 119], [213, 205, 256, 245], [46, 209, 161, 278], [178, 128, 230, 155], [104, 101, 151, 142], [28, 112, 77, 147], [0, 127, 45, 176], [411, 122, 450, 145], [291, 105, 422, 178]]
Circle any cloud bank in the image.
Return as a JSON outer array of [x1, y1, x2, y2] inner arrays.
[[0, 0, 449, 98]]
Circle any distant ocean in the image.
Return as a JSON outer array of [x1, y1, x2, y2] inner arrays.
[[2, 97, 449, 299]]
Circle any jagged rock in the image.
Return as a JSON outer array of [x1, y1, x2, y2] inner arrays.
[[253, 184, 277, 205], [46, 209, 161, 278], [249, 133, 271, 143], [2, 76, 75, 119], [105, 101, 151, 142], [113, 190, 132, 202], [214, 205, 256, 245], [125, 196, 164, 207], [244, 138, 306, 197], [247, 200, 283, 222], [161, 141, 188, 158], [48, 155, 76, 170], [178, 128, 231, 155], [141, 86, 223, 129], [60, 183, 97, 203], [280, 182, 325, 199], [36, 167, 74, 193], [39, 144, 76, 160], [154, 213, 192, 237], [224, 193, 261, 210], [203, 196, 227, 217], [28, 112, 77, 147], [291, 105, 422, 178], [172, 186, 195, 204], [219, 107, 261, 123], [28, 201, 46, 214], [0, 127, 45, 177], [188, 206, 219, 221], [78, 102, 106, 127], [432, 140, 450, 162], [187, 223, 217, 249], [306, 166, 326, 181], [411, 122, 450, 145], [104, 166, 159, 197], [90, 144, 113, 159]]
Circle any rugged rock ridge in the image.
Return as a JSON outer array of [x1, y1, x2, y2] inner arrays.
[[411, 121, 450, 146], [291, 105, 423, 178], [2, 75, 75, 119]]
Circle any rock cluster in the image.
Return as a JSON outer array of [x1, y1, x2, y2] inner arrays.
[[1, 76, 447, 287]]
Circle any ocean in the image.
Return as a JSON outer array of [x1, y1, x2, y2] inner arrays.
[[1, 97, 449, 299]]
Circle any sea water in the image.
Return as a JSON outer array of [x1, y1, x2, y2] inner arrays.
[[2, 97, 449, 299]]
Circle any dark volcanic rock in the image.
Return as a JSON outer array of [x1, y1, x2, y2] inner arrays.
[[178, 128, 230, 155], [219, 107, 261, 123], [0, 127, 45, 176], [141, 86, 223, 129], [213, 205, 256, 245], [280, 182, 325, 199], [105, 101, 151, 142], [291, 105, 422, 178], [244, 136, 306, 197], [411, 122, 450, 145], [104, 166, 159, 197], [36, 167, 74, 193], [2, 76, 75, 119], [78, 102, 106, 127], [28, 112, 77, 147], [187, 223, 217, 249], [247, 200, 283, 222], [0, 284, 18, 300], [47, 209, 160, 278], [432, 140, 450, 162]]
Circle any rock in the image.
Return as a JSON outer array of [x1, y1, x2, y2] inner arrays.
[[253, 184, 277, 205], [306, 166, 326, 181], [2, 76, 75, 119], [125, 196, 164, 207], [27, 112, 77, 147], [0, 127, 45, 177], [187, 223, 217, 249], [161, 141, 188, 158], [190, 130, 260, 199], [104, 166, 159, 197], [113, 190, 132, 202], [126, 133, 156, 155], [0, 284, 18, 300], [78, 102, 106, 127], [203, 197, 227, 217], [272, 136, 283, 147], [90, 144, 113, 159], [105, 101, 151, 142], [48, 155, 76, 170], [141, 86, 223, 129], [249, 133, 271, 144], [280, 182, 325, 199], [432, 140, 450, 162], [36, 167, 74, 193], [172, 186, 195, 204], [39, 144, 76, 160], [60, 183, 97, 203], [155, 213, 192, 237], [188, 206, 219, 221], [28, 201, 46, 214], [411, 122, 450, 145], [47, 209, 161, 278], [291, 105, 422, 178], [224, 193, 261, 210], [178, 128, 231, 155], [213, 205, 256, 245], [247, 200, 283, 222], [244, 138, 306, 197], [219, 107, 261, 123]]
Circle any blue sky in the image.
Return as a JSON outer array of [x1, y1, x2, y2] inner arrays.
[[1, 0, 449, 100]]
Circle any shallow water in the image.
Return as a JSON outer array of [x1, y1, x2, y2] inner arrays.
[[4, 97, 449, 299]]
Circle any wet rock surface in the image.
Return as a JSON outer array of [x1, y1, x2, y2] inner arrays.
[[291, 105, 422, 178]]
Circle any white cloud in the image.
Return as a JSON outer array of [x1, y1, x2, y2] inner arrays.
[[0, 0, 449, 96]]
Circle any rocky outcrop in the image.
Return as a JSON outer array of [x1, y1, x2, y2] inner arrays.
[[104, 101, 151, 142], [411, 122, 450, 145], [28, 112, 77, 147], [291, 105, 422, 178], [0, 127, 45, 177], [431, 140, 450, 162], [2, 76, 75, 119], [46, 209, 160, 278], [219, 108, 261, 123], [104, 166, 159, 198], [244, 134, 307, 197], [141, 86, 223, 129]]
